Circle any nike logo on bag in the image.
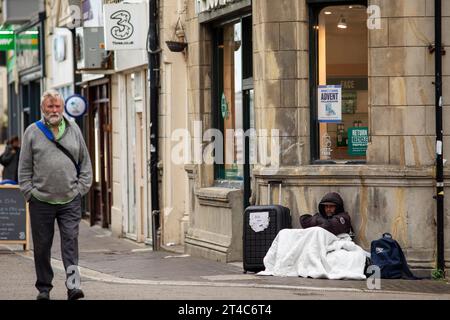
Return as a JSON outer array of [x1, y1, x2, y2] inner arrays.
[[376, 247, 384, 254]]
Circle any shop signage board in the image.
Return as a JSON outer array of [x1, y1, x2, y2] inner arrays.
[[318, 85, 342, 123], [348, 127, 369, 156], [196, 0, 243, 13], [0, 30, 15, 51], [327, 77, 368, 91], [16, 30, 39, 50], [103, 2, 148, 50], [16, 27, 40, 72], [0, 186, 30, 250]]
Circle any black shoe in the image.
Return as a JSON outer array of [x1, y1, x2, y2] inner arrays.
[[36, 291, 50, 300], [67, 288, 85, 300]]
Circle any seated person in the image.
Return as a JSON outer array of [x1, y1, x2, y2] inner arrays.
[[300, 192, 354, 236]]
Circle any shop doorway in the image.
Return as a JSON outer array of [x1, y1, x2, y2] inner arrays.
[[124, 71, 150, 242], [20, 80, 41, 132], [82, 80, 112, 228]]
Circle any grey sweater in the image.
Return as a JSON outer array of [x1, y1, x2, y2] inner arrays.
[[18, 116, 93, 202]]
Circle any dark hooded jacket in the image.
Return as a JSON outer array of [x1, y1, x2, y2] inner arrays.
[[299, 192, 353, 236], [0, 144, 20, 182]]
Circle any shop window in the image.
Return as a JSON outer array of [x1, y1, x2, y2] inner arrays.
[[213, 16, 253, 181], [310, 2, 368, 163]]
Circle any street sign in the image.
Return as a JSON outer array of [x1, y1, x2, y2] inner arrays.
[[65, 94, 88, 118], [348, 127, 369, 156], [318, 85, 342, 123], [103, 3, 148, 50], [0, 30, 14, 51]]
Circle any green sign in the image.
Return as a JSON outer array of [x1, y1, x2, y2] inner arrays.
[[221, 93, 229, 119], [348, 127, 369, 156], [0, 30, 15, 51], [6, 50, 15, 73], [16, 30, 39, 50]]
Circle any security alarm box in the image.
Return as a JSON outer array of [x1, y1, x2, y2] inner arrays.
[[75, 27, 106, 70]]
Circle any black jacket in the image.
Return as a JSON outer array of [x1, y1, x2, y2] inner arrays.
[[0, 144, 20, 182], [299, 192, 354, 236]]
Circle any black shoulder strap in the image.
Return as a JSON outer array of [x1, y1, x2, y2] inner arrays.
[[35, 121, 80, 178], [52, 140, 81, 178]]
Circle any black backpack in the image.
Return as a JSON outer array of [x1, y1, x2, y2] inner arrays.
[[370, 233, 418, 279]]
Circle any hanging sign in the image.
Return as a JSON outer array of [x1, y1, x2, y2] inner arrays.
[[318, 85, 342, 123], [103, 3, 148, 50], [65, 94, 88, 118], [0, 30, 15, 51]]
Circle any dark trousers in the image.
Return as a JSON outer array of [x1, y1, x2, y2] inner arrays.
[[29, 194, 82, 293]]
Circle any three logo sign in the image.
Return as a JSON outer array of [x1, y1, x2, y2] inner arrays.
[[104, 3, 148, 50], [110, 10, 134, 41]]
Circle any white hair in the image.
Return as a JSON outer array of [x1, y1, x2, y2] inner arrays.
[[40, 89, 64, 108]]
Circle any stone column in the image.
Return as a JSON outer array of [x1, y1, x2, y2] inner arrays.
[[253, 0, 310, 170], [186, 0, 214, 187]]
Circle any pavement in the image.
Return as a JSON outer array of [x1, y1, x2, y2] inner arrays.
[[1, 218, 450, 300]]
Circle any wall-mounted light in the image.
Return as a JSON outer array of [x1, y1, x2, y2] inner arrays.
[[324, 11, 332, 15], [337, 15, 347, 29]]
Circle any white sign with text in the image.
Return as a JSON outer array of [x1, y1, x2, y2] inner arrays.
[[196, 0, 242, 14], [318, 85, 342, 123], [103, 3, 148, 50]]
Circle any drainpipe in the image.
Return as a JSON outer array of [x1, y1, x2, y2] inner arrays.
[[148, 0, 160, 251], [434, 0, 445, 274]]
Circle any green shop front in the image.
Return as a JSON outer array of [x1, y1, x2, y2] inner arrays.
[[2, 14, 45, 137]]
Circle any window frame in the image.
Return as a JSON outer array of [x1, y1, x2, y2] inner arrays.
[[308, 0, 368, 164], [211, 14, 253, 181]]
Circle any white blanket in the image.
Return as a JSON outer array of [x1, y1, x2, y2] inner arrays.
[[258, 227, 369, 280]]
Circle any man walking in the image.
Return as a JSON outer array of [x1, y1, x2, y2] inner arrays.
[[18, 90, 93, 300]]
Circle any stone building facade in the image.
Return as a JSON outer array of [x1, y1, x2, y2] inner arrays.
[[182, 0, 450, 270]]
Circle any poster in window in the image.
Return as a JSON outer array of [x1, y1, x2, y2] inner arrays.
[[342, 91, 357, 114], [318, 85, 342, 123], [348, 127, 369, 156]]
